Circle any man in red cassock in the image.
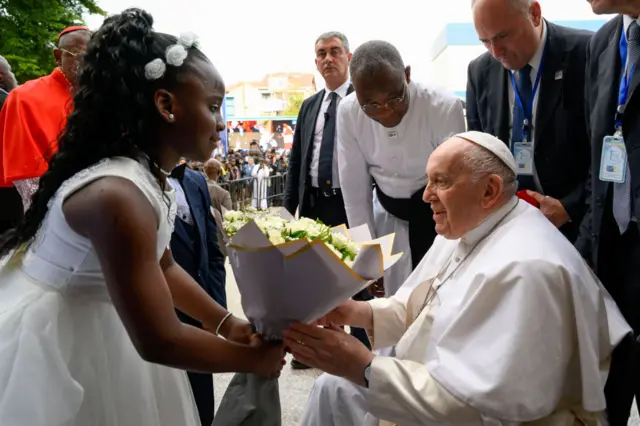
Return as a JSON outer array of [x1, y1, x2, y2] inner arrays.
[[0, 26, 91, 211]]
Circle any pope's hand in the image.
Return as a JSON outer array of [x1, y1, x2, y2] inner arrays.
[[526, 191, 571, 228], [315, 299, 359, 327], [282, 322, 374, 386]]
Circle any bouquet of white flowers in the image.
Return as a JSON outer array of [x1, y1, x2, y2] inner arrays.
[[223, 208, 360, 266], [221, 207, 402, 339]]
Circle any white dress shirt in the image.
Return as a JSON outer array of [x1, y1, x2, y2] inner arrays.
[[167, 177, 193, 225], [337, 81, 466, 297], [337, 80, 466, 238], [309, 79, 351, 189]]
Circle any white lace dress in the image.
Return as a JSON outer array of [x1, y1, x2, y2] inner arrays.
[[0, 157, 200, 426]]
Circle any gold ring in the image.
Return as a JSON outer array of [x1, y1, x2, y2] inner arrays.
[[250, 333, 260, 341]]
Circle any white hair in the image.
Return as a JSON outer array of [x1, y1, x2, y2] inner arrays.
[[463, 143, 518, 198], [315, 31, 350, 53]]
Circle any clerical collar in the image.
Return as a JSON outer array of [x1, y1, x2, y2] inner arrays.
[[461, 196, 519, 246], [51, 67, 73, 91], [323, 79, 351, 102]]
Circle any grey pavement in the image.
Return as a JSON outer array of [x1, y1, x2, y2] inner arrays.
[[215, 261, 640, 426]]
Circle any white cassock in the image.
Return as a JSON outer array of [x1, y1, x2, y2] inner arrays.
[[337, 81, 466, 298], [301, 197, 630, 426]]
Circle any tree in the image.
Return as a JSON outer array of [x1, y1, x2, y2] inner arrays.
[[281, 92, 305, 117], [0, 0, 105, 83]]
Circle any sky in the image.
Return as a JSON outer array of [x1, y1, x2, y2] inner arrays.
[[84, 0, 610, 87]]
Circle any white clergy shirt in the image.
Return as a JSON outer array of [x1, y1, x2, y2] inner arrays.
[[337, 81, 466, 237], [309, 79, 351, 189]]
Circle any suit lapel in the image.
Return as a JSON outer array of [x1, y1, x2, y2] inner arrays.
[[534, 21, 564, 146], [489, 61, 510, 143], [304, 89, 325, 167], [347, 84, 354, 96]]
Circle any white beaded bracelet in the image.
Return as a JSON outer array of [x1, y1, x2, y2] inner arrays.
[[215, 312, 233, 336]]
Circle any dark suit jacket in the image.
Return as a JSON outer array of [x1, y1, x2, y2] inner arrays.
[[170, 169, 227, 325], [466, 21, 592, 242], [576, 16, 640, 270], [284, 86, 353, 216]]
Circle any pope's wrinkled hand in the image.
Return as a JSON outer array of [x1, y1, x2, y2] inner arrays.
[[315, 299, 359, 327], [283, 322, 374, 387]]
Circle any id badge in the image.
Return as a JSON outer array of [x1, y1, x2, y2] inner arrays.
[[599, 135, 627, 183], [513, 142, 534, 176]]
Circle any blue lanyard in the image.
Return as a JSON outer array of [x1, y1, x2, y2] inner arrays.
[[616, 26, 634, 130], [509, 40, 548, 142]]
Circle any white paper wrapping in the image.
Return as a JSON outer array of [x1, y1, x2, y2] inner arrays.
[[224, 209, 403, 339]]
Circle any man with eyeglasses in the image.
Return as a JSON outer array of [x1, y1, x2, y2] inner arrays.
[[0, 26, 90, 211], [466, 0, 592, 243], [337, 40, 465, 299]]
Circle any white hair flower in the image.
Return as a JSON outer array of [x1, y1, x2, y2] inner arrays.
[[144, 58, 166, 80], [178, 32, 199, 49], [165, 44, 189, 67]]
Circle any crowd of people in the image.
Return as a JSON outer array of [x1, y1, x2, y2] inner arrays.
[[0, 0, 639, 425]]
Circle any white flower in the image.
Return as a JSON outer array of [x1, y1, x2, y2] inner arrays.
[[179, 31, 199, 48], [223, 210, 244, 222], [285, 221, 307, 236], [345, 241, 360, 259], [331, 232, 349, 250], [269, 234, 286, 245], [165, 44, 189, 67], [144, 58, 166, 80]]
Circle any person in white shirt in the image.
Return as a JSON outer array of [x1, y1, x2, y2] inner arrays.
[[337, 40, 466, 298], [284, 131, 630, 426]]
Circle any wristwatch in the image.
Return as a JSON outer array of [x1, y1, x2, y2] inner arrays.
[[363, 361, 372, 388]]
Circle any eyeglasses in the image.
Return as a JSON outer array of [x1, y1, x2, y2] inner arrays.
[[60, 48, 84, 57], [360, 84, 407, 115]]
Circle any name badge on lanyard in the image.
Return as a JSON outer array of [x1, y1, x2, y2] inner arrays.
[[509, 43, 547, 176], [600, 26, 632, 183]]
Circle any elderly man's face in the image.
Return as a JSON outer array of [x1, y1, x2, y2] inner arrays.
[[473, 0, 542, 71], [54, 30, 91, 85], [423, 138, 497, 239], [353, 63, 411, 128]]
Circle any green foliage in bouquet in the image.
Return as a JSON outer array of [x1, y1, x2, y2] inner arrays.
[[223, 208, 360, 265]]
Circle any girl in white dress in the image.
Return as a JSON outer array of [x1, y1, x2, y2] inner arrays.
[[0, 8, 284, 426]]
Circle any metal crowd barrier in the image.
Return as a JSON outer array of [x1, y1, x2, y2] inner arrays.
[[219, 172, 288, 211]]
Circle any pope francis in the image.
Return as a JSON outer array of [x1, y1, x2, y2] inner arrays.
[[282, 131, 631, 426]]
